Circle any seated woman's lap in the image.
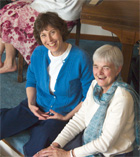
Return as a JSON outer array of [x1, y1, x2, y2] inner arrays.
[[64, 131, 83, 150], [24, 119, 68, 156]]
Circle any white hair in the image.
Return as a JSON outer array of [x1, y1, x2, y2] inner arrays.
[[93, 44, 123, 69]]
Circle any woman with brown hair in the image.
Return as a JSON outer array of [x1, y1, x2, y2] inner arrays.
[[0, 12, 94, 156]]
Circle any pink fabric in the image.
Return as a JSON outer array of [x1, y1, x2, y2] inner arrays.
[[0, 0, 38, 64], [0, 0, 78, 64]]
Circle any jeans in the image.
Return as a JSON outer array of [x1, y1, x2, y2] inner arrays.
[[0, 99, 68, 156]]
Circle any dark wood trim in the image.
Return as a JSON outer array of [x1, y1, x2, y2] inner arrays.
[[69, 33, 120, 42], [17, 52, 24, 83], [2, 139, 24, 157]]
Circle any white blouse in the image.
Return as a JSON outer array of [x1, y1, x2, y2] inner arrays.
[[30, 0, 87, 21]]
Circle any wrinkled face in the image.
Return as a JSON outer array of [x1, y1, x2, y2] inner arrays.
[[93, 60, 121, 93], [40, 25, 65, 56]]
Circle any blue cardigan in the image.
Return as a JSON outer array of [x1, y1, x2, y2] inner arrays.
[[26, 44, 94, 115]]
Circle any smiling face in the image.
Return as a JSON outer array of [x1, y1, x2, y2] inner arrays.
[[40, 25, 67, 56], [93, 60, 121, 93]]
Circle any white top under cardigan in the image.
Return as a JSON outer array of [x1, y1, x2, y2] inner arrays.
[[48, 44, 71, 92], [54, 80, 135, 157], [30, 0, 87, 21]]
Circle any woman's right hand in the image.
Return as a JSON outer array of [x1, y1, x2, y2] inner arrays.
[[29, 104, 49, 120]]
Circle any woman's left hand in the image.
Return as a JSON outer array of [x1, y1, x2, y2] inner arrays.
[[47, 109, 67, 121], [33, 147, 70, 157]]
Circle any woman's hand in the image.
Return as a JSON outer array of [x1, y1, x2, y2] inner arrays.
[[29, 104, 49, 120], [33, 146, 70, 157], [47, 101, 82, 121], [33, 146, 51, 157], [47, 109, 68, 121]]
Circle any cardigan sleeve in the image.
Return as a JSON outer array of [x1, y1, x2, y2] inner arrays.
[[53, 87, 92, 147]]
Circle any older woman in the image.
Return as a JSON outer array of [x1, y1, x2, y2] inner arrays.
[[35, 45, 139, 157], [0, 12, 94, 156]]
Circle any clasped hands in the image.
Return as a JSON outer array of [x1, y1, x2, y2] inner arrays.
[[29, 105, 67, 121], [33, 144, 70, 157]]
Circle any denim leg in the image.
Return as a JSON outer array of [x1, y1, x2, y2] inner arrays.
[[0, 99, 38, 139], [24, 119, 68, 157]]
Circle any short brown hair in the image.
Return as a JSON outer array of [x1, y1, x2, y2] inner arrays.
[[33, 12, 69, 45]]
